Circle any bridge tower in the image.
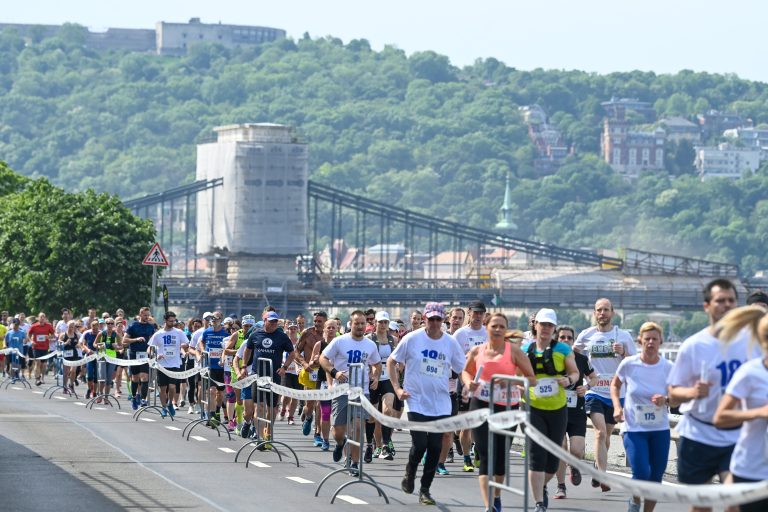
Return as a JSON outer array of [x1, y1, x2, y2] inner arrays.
[[495, 173, 517, 232], [196, 123, 308, 286]]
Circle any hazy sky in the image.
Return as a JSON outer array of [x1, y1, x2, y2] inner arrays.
[[4, 0, 766, 83]]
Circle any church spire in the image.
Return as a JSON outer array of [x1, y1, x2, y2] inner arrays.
[[495, 173, 517, 232]]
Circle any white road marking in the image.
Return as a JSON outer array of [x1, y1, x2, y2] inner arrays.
[[140, 417, 156, 422], [249, 461, 270, 468], [165, 426, 182, 431], [74, 402, 86, 406], [190, 435, 208, 442], [54, 396, 67, 400], [336, 495, 368, 505], [116, 411, 132, 415], [32, 391, 44, 394], [286, 476, 313, 484], [218, 447, 236, 453], [11, 387, 23, 390]]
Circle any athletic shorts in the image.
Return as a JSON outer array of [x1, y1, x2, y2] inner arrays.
[[207, 368, 225, 391], [255, 384, 281, 407], [369, 379, 395, 405], [585, 396, 618, 425], [527, 406, 568, 474], [282, 372, 301, 390], [565, 407, 588, 438], [241, 382, 253, 401], [32, 348, 49, 359], [677, 436, 734, 484], [332, 393, 369, 426], [157, 367, 180, 388], [732, 475, 768, 512]]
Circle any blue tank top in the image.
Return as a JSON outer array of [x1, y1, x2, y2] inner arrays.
[[202, 327, 228, 370]]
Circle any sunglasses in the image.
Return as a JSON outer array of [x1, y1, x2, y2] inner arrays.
[[558, 335, 574, 340]]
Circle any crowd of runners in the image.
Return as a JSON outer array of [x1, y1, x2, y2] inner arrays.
[[1, 277, 768, 512]]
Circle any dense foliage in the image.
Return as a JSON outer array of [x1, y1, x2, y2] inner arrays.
[[0, 161, 155, 314], [1, 27, 768, 272]]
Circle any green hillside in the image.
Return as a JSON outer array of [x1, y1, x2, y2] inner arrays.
[[1, 27, 768, 273]]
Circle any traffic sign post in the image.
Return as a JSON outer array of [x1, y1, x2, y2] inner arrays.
[[142, 242, 169, 318]]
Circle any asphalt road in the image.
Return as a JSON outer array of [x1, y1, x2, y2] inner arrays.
[[0, 381, 686, 512]]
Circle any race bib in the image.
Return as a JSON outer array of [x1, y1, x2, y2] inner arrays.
[[309, 369, 319, 382], [420, 357, 445, 378], [135, 351, 148, 360], [164, 347, 177, 358], [534, 378, 558, 398], [63, 350, 74, 358], [208, 348, 223, 359], [36, 335, 47, 342], [448, 378, 458, 394], [566, 389, 578, 408], [591, 374, 612, 395], [634, 404, 666, 427], [476, 380, 520, 404], [590, 342, 613, 356], [224, 355, 233, 368]]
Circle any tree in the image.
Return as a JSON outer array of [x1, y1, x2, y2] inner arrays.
[[0, 164, 156, 313]]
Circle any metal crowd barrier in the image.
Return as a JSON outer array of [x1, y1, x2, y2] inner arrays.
[[1, 348, 31, 390], [43, 342, 69, 398], [486, 375, 530, 512], [314, 363, 388, 504], [183, 352, 232, 440], [240, 357, 300, 467], [85, 353, 121, 409]]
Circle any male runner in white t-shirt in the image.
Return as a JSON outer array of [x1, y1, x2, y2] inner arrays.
[[388, 302, 466, 506], [453, 300, 488, 471], [668, 278, 758, 512], [148, 310, 188, 418], [320, 310, 381, 474], [573, 298, 636, 491]]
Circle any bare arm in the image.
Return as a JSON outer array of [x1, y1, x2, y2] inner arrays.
[[714, 393, 768, 429]]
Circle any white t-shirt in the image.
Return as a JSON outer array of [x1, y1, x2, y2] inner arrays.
[[667, 327, 759, 446], [616, 355, 673, 432], [55, 320, 68, 336], [148, 328, 187, 368], [322, 334, 382, 393], [235, 342, 252, 376], [389, 329, 466, 417], [574, 325, 636, 400], [725, 357, 768, 480], [454, 325, 487, 353], [284, 340, 300, 375]]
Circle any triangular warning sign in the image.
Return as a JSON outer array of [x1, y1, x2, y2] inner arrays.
[[142, 242, 169, 267]]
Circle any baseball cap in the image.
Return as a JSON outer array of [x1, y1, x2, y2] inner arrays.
[[223, 317, 233, 325], [424, 302, 445, 319], [534, 308, 558, 325], [388, 321, 399, 331], [468, 300, 487, 312], [242, 314, 256, 325], [375, 311, 390, 322], [203, 311, 213, 320], [747, 290, 768, 306], [265, 311, 280, 322]]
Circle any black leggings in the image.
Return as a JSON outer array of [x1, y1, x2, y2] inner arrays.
[[527, 406, 568, 474], [406, 412, 448, 491], [187, 374, 199, 404], [471, 399, 518, 476]]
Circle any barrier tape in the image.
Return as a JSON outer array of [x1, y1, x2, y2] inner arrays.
[[0, 348, 59, 361], [359, 396, 493, 432], [62, 353, 98, 367], [151, 363, 203, 380], [520, 418, 768, 507]]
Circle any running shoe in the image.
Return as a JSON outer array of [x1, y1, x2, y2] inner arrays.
[[302, 416, 313, 436], [436, 463, 449, 476], [401, 469, 415, 494], [140, 399, 148, 408], [543, 486, 549, 508], [493, 496, 501, 512], [446, 447, 454, 464], [364, 444, 373, 463], [332, 437, 347, 463], [453, 434, 463, 456], [627, 500, 641, 512], [287, 417, 295, 425], [534, 504, 547, 512], [131, 396, 139, 411], [348, 462, 359, 476], [382, 446, 394, 461], [373, 447, 382, 459], [570, 466, 582, 486], [463, 456, 474, 472], [86, 390, 91, 399], [554, 484, 566, 499], [387, 440, 396, 455], [240, 422, 251, 439], [227, 419, 236, 431], [600, 483, 611, 492], [279, 407, 286, 420], [418, 489, 436, 505], [160, 407, 167, 418], [321, 439, 330, 451], [313, 433, 323, 447], [187, 406, 195, 415], [179, 399, 186, 408], [168, 403, 176, 418]]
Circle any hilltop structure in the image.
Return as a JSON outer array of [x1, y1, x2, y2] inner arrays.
[[0, 17, 285, 55]]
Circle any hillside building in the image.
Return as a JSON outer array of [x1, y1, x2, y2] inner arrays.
[[694, 143, 760, 180], [602, 116, 665, 177], [659, 116, 701, 143], [697, 110, 746, 140], [519, 105, 570, 174]]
